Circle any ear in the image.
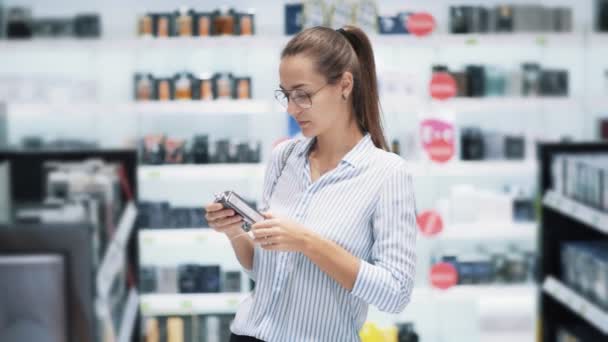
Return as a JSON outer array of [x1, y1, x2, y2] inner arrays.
[[340, 71, 354, 98]]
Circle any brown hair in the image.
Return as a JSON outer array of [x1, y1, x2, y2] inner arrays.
[[281, 26, 388, 151]]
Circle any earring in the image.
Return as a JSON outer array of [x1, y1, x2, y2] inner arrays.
[[342, 94, 347, 100]]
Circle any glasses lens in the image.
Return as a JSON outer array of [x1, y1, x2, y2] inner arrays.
[[292, 89, 312, 109], [274, 90, 288, 108]]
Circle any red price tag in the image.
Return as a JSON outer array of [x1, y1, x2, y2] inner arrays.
[[429, 72, 457, 100], [420, 119, 455, 163], [406, 13, 436, 37], [416, 210, 443, 237], [430, 262, 458, 290]]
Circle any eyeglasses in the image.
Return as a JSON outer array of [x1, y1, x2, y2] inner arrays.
[[274, 83, 328, 109]]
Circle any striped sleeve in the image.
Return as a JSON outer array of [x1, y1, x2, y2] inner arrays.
[[243, 139, 296, 280], [350, 164, 417, 313]]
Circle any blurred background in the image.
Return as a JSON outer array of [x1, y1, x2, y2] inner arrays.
[[0, 0, 607, 341]]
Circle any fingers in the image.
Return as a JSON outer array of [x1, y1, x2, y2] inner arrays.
[[205, 208, 235, 223], [205, 203, 223, 212], [252, 218, 279, 230], [261, 211, 274, 219], [252, 227, 279, 240], [213, 215, 243, 228]]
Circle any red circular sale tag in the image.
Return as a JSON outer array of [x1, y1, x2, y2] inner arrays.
[[429, 72, 457, 100], [430, 263, 459, 290], [416, 211, 443, 237], [420, 119, 455, 163], [406, 12, 436, 37]]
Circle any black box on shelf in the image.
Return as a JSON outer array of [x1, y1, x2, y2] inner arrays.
[[178, 264, 205, 293], [460, 127, 485, 160], [450, 6, 472, 34], [139, 266, 157, 293], [552, 7, 572, 32], [600, 119, 608, 141], [6, 7, 33, 39], [33, 18, 74, 38], [539, 70, 568, 96], [285, 4, 304, 35], [522, 63, 542, 96], [492, 5, 513, 32], [201, 265, 222, 293], [504, 135, 525, 160], [597, 0, 608, 32], [465, 65, 486, 97], [190, 135, 210, 164], [74, 14, 101, 37], [222, 271, 242, 292], [469, 6, 489, 33]]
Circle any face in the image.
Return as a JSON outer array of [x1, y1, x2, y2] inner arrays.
[[278, 55, 351, 137]]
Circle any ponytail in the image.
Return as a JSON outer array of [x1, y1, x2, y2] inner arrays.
[[282, 26, 388, 151]]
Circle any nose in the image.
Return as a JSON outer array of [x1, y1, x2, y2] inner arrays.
[[286, 99, 302, 116]]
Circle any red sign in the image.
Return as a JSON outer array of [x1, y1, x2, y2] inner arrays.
[[417, 211, 443, 237], [406, 13, 436, 37], [430, 263, 459, 290], [429, 72, 457, 100], [420, 119, 455, 163]]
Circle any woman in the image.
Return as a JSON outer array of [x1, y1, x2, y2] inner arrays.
[[205, 25, 417, 342]]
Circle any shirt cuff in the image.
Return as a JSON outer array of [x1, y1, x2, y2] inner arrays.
[[350, 259, 380, 299]]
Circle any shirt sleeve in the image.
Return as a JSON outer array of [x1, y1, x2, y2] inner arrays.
[[243, 139, 296, 281], [350, 163, 417, 313]]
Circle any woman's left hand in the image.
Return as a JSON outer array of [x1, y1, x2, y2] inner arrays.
[[252, 212, 314, 252]]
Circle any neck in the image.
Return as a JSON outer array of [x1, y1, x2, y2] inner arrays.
[[312, 115, 364, 164]]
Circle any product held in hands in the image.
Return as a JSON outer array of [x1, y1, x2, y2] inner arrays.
[[214, 191, 264, 232]]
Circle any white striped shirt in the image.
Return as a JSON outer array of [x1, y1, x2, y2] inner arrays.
[[231, 133, 417, 342]]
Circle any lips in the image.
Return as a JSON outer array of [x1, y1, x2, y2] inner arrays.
[[298, 121, 310, 126]]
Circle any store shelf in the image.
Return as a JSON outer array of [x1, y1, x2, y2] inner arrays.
[[427, 160, 538, 176], [5, 101, 274, 116], [133, 100, 273, 115], [542, 276, 608, 335], [138, 164, 266, 182], [428, 97, 582, 113], [139, 228, 227, 246], [543, 190, 608, 235], [589, 33, 608, 48], [139, 292, 249, 316], [0, 33, 586, 53], [437, 222, 537, 241]]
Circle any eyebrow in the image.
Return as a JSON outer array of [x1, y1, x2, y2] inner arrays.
[[279, 83, 308, 90]]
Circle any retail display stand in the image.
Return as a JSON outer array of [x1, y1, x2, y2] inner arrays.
[[538, 142, 608, 341]]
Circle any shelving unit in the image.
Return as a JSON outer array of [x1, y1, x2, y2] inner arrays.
[[140, 292, 250, 317], [538, 142, 608, 341]]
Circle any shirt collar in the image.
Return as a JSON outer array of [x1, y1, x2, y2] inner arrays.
[[297, 133, 374, 168]]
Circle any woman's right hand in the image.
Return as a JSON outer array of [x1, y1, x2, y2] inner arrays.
[[204, 203, 244, 238]]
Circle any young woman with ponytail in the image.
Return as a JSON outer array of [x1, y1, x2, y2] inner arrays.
[[205, 26, 417, 342]]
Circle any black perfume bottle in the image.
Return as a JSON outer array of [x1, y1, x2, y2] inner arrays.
[[461, 127, 485, 160], [191, 135, 210, 164], [397, 322, 419, 342]]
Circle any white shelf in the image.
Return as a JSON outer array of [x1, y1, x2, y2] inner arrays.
[[139, 228, 226, 246], [542, 276, 608, 335], [133, 100, 272, 115], [140, 292, 250, 316], [6, 101, 274, 116], [0, 33, 586, 52], [427, 160, 538, 177], [428, 97, 582, 113], [543, 190, 608, 235], [138, 164, 266, 182], [589, 33, 608, 49], [438, 222, 537, 241]]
